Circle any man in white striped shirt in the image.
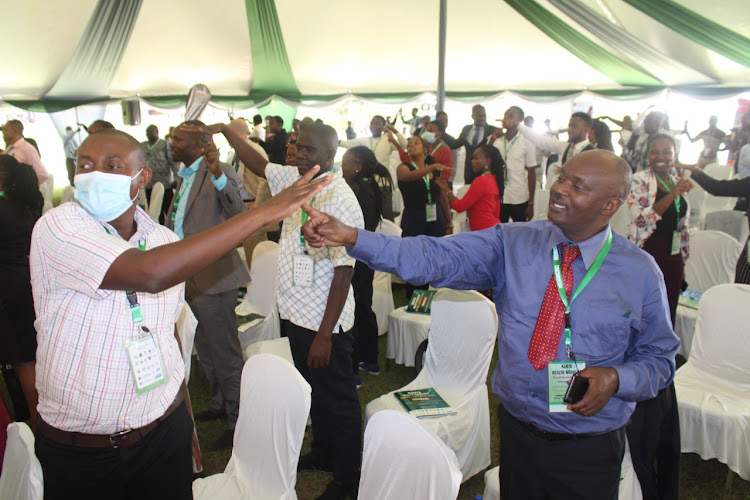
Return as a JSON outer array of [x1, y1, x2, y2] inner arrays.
[[30, 129, 331, 499]]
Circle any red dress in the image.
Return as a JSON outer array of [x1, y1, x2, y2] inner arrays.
[[450, 172, 501, 231]]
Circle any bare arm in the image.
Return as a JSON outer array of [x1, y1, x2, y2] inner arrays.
[[396, 162, 443, 182], [307, 265, 355, 369], [100, 167, 331, 293], [208, 123, 269, 178]]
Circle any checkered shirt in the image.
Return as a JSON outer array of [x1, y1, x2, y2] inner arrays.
[[266, 163, 364, 332], [30, 203, 185, 434]]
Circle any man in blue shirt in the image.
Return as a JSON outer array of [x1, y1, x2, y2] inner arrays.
[[300, 149, 680, 499]]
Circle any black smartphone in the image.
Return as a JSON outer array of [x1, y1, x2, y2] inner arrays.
[[563, 372, 589, 404]]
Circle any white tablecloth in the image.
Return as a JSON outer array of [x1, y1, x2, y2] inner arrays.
[[386, 306, 431, 367], [674, 304, 698, 358]]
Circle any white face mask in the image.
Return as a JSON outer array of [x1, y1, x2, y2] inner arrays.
[[422, 131, 437, 144], [74, 169, 142, 221]]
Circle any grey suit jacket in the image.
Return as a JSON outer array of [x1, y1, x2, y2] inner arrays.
[[166, 160, 249, 298]]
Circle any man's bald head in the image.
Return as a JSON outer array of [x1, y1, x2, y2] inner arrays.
[[295, 123, 339, 175], [80, 129, 146, 169], [228, 118, 250, 139], [549, 149, 631, 242]]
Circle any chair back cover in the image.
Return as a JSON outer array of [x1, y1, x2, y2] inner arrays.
[[685, 180, 706, 228], [176, 303, 198, 382], [376, 218, 402, 237], [532, 189, 549, 221], [688, 284, 750, 385], [417, 289, 498, 399], [358, 410, 461, 500], [610, 202, 631, 237], [703, 210, 749, 243], [227, 354, 311, 498], [236, 241, 279, 317], [60, 185, 75, 204], [137, 187, 148, 210], [684, 230, 743, 293], [0, 423, 43, 500], [147, 182, 165, 222]]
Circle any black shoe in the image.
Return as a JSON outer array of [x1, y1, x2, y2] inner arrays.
[[194, 408, 227, 422], [207, 429, 234, 451], [316, 479, 358, 500], [297, 454, 333, 474]]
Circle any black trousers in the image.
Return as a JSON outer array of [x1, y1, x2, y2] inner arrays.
[[626, 384, 681, 500], [65, 158, 76, 186], [735, 238, 750, 284], [497, 404, 624, 500], [352, 261, 378, 367], [501, 202, 529, 223], [281, 320, 362, 489], [35, 402, 194, 500]]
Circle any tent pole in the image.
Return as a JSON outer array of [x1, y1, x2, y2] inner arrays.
[[437, 0, 447, 112]]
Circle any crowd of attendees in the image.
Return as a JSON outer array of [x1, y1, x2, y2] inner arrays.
[[1, 102, 749, 499]]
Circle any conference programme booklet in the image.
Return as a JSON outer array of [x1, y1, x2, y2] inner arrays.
[[394, 388, 456, 418], [406, 290, 437, 314]]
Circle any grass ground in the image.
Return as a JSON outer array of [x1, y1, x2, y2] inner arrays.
[[3, 283, 748, 498]]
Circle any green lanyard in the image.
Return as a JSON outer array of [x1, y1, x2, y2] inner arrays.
[[503, 135, 518, 159], [104, 228, 146, 324], [369, 135, 384, 152], [299, 197, 315, 249], [655, 173, 681, 214], [170, 170, 197, 223], [0, 191, 5, 196], [432, 141, 445, 154], [412, 162, 432, 203], [552, 231, 612, 358]]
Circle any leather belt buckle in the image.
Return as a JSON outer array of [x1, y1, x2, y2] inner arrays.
[[108, 429, 134, 448]]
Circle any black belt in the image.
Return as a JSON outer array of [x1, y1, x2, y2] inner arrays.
[[517, 419, 616, 441]]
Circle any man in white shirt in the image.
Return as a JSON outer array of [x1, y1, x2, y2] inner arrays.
[[339, 115, 408, 175], [2, 119, 49, 185], [30, 128, 330, 499], [519, 112, 595, 184], [211, 121, 365, 499], [489, 106, 539, 221], [62, 125, 81, 186], [249, 114, 265, 142]]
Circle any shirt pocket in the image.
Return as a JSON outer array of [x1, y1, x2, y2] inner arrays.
[[571, 314, 631, 365]]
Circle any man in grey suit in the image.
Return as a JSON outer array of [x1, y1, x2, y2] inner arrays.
[[443, 104, 497, 184], [166, 121, 249, 450]]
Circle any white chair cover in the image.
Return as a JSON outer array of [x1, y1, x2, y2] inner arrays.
[[358, 410, 461, 500], [451, 185, 471, 234], [193, 354, 312, 499], [685, 179, 706, 229], [545, 164, 560, 189], [372, 270, 393, 336], [701, 164, 737, 215], [375, 218, 404, 287], [147, 182, 165, 222], [674, 284, 750, 480], [60, 185, 74, 204], [482, 466, 499, 500], [41, 174, 54, 213], [703, 210, 749, 243], [684, 230, 742, 293], [385, 306, 431, 367], [0, 423, 43, 500], [481, 441, 642, 500], [674, 306, 699, 359], [176, 303, 198, 383], [531, 188, 549, 221], [244, 337, 295, 366], [610, 202, 631, 237], [367, 289, 498, 480], [236, 242, 281, 354]]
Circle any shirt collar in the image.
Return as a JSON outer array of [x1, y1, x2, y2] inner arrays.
[[178, 157, 203, 179], [545, 222, 611, 269], [97, 206, 156, 245], [571, 139, 591, 152]]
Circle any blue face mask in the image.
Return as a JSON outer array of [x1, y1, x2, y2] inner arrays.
[[74, 170, 142, 222]]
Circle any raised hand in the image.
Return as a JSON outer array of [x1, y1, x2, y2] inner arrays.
[[300, 204, 359, 248], [203, 139, 222, 178]]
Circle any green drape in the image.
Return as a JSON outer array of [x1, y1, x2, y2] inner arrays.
[[503, 0, 661, 87], [549, 0, 715, 83], [45, 0, 142, 99], [623, 0, 750, 68], [258, 97, 297, 132], [244, 0, 299, 97]]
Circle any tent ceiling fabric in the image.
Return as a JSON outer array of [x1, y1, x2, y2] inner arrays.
[[3, 0, 749, 110]]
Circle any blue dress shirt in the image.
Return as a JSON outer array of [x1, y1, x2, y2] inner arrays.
[[173, 158, 227, 239], [349, 220, 680, 434]]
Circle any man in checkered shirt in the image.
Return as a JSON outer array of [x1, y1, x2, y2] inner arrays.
[[210, 121, 365, 500], [29, 129, 330, 499]]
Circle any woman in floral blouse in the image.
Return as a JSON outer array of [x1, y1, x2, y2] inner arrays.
[[626, 134, 692, 324]]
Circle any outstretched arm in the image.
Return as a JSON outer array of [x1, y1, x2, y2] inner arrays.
[[205, 123, 269, 178]]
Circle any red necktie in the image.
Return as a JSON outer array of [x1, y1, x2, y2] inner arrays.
[[527, 245, 581, 370]]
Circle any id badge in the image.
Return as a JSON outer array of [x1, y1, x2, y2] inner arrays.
[[293, 254, 314, 287], [425, 203, 437, 222], [125, 334, 167, 394], [670, 231, 681, 256], [548, 360, 586, 413]]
